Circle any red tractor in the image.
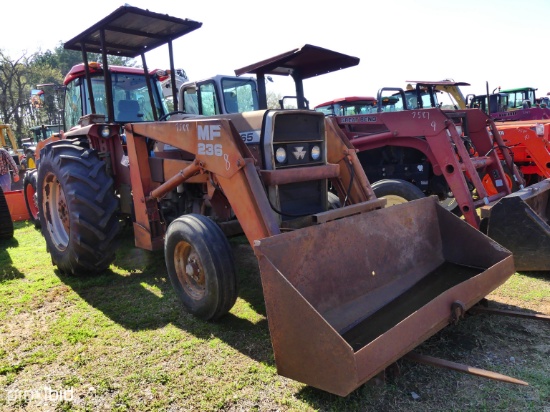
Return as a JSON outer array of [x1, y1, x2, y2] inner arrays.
[[326, 82, 550, 271]]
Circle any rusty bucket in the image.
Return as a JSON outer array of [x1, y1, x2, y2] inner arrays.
[[254, 196, 514, 396], [486, 178, 550, 271]]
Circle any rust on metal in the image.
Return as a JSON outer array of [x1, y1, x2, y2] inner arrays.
[[313, 198, 386, 224], [450, 301, 466, 325], [148, 161, 202, 200], [260, 164, 339, 186], [254, 196, 515, 396]]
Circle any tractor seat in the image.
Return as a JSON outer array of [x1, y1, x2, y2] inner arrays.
[[117, 100, 143, 122]]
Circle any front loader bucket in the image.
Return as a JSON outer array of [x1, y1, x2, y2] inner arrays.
[[486, 178, 550, 271], [254, 196, 514, 396]]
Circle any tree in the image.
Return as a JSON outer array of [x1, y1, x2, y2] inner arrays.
[[0, 44, 138, 143], [41, 43, 136, 77], [267, 90, 283, 109], [0, 52, 34, 143], [25, 56, 64, 128]]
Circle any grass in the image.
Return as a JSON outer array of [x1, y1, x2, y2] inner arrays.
[[0, 221, 549, 411]]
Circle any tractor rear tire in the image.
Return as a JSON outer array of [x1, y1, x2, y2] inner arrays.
[[24, 169, 41, 228], [165, 214, 238, 320], [37, 141, 120, 275], [0, 187, 14, 239], [371, 179, 425, 206]]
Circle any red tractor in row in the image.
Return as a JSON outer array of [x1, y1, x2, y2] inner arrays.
[[318, 81, 550, 271]]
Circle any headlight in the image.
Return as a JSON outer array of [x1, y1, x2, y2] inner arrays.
[[275, 147, 287, 164], [310, 145, 321, 161], [100, 126, 110, 138]]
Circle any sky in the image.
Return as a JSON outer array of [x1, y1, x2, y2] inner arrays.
[[2, 0, 550, 108]]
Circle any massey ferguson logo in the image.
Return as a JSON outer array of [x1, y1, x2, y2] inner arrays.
[[293, 146, 306, 160]]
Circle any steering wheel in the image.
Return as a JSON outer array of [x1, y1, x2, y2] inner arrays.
[[159, 111, 187, 121]]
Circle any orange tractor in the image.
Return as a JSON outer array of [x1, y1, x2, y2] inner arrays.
[[493, 120, 550, 185], [31, 6, 522, 396]]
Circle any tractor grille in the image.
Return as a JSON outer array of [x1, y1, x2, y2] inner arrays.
[[266, 111, 327, 220], [272, 113, 324, 169]]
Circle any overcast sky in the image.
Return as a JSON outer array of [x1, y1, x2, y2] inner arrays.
[[3, 0, 549, 107]]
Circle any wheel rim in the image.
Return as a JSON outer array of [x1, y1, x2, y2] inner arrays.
[[25, 181, 39, 219], [43, 172, 70, 251], [174, 240, 206, 300], [381, 194, 409, 206]]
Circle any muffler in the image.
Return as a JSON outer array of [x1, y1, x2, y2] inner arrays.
[[254, 196, 514, 396], [485, 178, 550, 271]]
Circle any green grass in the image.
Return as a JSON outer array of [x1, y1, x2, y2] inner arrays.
[[0, 221, 549, 411]]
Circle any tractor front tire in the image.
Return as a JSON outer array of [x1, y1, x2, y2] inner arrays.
[[24, 169, 41, 228], [165, 214, 238, 320], [37, 141, 120, 275], [371, 178, 425, 206]]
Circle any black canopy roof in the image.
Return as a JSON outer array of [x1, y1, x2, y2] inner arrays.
[[235, 44, 360, 79], [63, 5, 202, 57], [235, 44, 360, 109]]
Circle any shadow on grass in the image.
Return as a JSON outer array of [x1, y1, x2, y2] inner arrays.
[[517, 270, 550, 280], [46, 224, 550, 407], [0, 236, 24, 282], [55, 228, 273, 365]]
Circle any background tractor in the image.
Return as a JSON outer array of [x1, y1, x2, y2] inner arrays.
[[21, 124, 62, 170], [465, 86, 550, 121], [324, 80, 550, 271], [0, 123, 24, 173]]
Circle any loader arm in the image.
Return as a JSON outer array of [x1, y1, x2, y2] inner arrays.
[[3, 126, 19, 152], [325, 118, 376, 205], [125, 119, 283, 250], [495, 120, 550, 180], [335, 108, 515, 228], [434, 84, 468, 109]]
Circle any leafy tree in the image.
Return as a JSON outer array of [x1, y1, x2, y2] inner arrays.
[[0, 52, 35, 143], [267, 91, 283, 109], [25, 56, 64, 128], [0, 44, 138, 143], [45, 43, 136, 76]]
